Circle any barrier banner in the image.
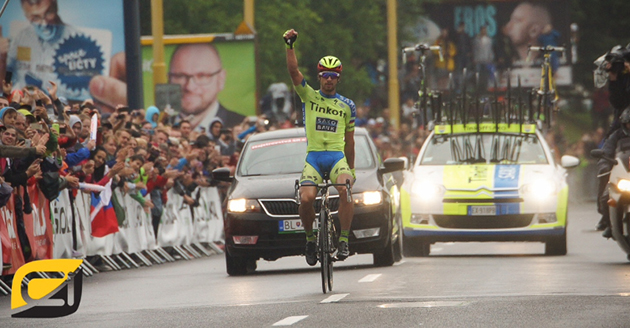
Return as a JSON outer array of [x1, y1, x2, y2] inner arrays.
[[194, 187, 224, 243], [22, 185, 53, 261], [76, 190, 114, 257], [118, 191, 149, 254], [72, 191, 90, 257], [158, 189, 194, 247], [0, 195, 25, 275], [51, 189, 74, 259]]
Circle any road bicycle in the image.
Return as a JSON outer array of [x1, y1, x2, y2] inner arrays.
[[527, 45, 565, 129], [402, 43, 443, 128], [295, 175, 352, 294]]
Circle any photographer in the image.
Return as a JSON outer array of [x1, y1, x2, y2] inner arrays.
[[605, 45, 630, 135], [595, 46, 630, 235]]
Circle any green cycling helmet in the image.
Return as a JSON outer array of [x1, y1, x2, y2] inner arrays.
[[317, 56, 342, 73]]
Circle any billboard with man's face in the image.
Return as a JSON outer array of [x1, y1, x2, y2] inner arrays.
[[419, 0, 572, 87], [0, 0, 126, 106], [141, 34, 256, 130]]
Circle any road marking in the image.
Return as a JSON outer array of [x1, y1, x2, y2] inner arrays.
[[394, 260, 406, 266], [359, 274, 382, 283], [432, 247, 443, 252], [378, 301, 470, 308], [273, 315, 308, 326], [321, 293, 349, 303]]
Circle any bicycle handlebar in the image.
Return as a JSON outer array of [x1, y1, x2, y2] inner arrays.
[[526, 45, 566, 62], [402, 44, 443, 64]]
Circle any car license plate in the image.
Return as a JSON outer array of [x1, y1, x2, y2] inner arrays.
[[468, 206, 496, 216], [279, 219, 317, 233]]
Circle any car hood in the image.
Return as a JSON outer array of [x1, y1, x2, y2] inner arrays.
[[230, 169, 383, 200], [406, 164, 560, 192]]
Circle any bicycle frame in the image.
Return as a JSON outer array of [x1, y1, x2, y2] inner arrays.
[[402, 43, 443, 128], [295, 178, 352, 293], [527, 45, 564, 129]]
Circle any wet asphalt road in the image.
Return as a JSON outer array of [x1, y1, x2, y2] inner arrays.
[[2, 201, 630, 327]]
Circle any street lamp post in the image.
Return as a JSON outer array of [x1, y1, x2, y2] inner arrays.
[[387, 0, 400, 130]]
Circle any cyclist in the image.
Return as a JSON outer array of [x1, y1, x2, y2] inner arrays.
[[283, 29, 356, 265]]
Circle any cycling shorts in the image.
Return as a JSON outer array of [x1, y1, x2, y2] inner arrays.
[[300, 151, 351, 185]]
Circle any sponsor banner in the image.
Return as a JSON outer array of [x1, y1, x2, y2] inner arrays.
[[22, 185, 53, 261], [0, 0, 125, 102], [421, 0, 572, 86], [141, 35, 256, 129]]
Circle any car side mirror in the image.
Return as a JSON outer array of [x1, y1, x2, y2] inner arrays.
[[560, 155, 580, 169], [397, 156, 409, 170], [212, 168, 233, 182], [378, 158, 405, 175]]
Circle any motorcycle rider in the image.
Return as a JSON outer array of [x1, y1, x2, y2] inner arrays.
[[596, 46, 630, 234], [597, 108, 630, 238]]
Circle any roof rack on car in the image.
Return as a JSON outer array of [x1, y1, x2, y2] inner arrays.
[[421, 69, 550, 135]]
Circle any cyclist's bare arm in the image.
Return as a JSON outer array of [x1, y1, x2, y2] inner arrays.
[[344, 130, 355, 171], [284, 29, 304, 86]]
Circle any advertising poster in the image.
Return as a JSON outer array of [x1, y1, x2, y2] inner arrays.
[[142, 34, 256, 130], [0, 0, 125, 103], [419, 0, 572, 87]]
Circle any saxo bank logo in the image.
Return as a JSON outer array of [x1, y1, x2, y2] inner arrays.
[[11, 259, 83, 318]]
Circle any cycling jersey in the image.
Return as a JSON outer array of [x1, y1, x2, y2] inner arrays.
[[295, 79, 357, 152]]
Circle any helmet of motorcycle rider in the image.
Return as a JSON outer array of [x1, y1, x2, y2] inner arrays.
[[621, 107, 630, 135]]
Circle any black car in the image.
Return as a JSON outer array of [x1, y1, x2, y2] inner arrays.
[[213, 127, 405, 275]]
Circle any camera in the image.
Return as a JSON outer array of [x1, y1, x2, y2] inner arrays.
[[605, 44, 630, 74]]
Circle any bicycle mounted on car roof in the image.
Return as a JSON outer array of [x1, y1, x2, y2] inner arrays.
[[402, 43, 443, 130], [527, 45, 565, 130]]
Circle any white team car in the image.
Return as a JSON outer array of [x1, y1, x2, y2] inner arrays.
[[400, 122, 580, 256]]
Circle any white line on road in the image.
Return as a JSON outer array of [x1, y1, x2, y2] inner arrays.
[[273, 315, 309, 326], [432, 247, 443, 252], [359, 274, 382, 283], [321, 293, 349, 303]]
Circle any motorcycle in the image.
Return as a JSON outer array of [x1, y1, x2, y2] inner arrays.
[[592, 138, 630, 260]]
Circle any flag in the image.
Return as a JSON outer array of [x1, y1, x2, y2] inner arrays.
[[90, 179, 118, 237]]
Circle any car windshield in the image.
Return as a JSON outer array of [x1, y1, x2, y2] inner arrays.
[[238, 135, 375, 176], [420, 133, 548, 165]]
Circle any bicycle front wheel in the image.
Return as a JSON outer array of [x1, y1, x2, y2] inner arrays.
[[326, 212, 335, 292], [319, 207, 330, 294]]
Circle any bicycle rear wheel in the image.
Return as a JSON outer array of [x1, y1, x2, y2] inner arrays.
[[319, 207, 329, 294]]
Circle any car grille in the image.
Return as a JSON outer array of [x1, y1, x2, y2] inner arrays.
[[433, 214, 534, 229], [260, 197, 340, 216]]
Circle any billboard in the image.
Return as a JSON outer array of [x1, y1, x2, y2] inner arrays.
[[0, 0, 125, 103], [141, 34, 256, 130], [420, 0, 572, 87]]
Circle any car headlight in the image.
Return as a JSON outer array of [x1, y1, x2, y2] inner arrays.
[[227, 198, 261, 213], [353, 191, 383, 206], [522, 180, 557, 201], [411, 182, 445, 201], [617, 179, 630, 192]]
